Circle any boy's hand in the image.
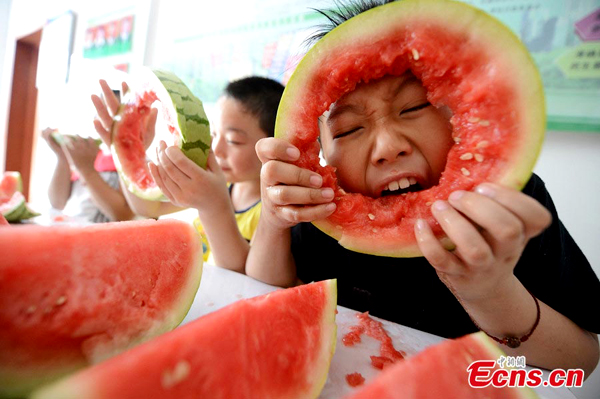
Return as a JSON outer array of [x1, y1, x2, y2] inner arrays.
[[62, 136, 100, 175], [91, 79, 157, 149], [255, 137, 336, 230], [414, 183, 552, 303], [148, 142, 229, 213]]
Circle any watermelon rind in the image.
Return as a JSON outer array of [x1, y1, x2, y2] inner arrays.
[[276, 0, 545, 257], [0, 220, 203, 398], [29, 280, 337, 399], [111, 68, 211, 201], [51, 132, 103, 147]]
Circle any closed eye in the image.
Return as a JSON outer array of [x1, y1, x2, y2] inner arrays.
[[400, 102, 430, 115], [333, 127, 362, 140]]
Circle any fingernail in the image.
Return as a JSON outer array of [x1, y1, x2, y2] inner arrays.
[[322, 188, 334, 199], [310, 175, 322, 187], [286, 147, 300, 159], [325, 203, 336, 212], [475, 183, 495, 198], [433, 200, 449, 211], [448, 190, 465, 202], [415, 218, 427, 231]]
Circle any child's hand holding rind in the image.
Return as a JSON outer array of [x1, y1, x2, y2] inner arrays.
[[255, 137, 336, 230], [415, 183, 552, 303]]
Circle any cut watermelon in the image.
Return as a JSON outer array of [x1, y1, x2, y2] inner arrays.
[[342, 332, 538, 399], [276, 0, 545, 257], [50, 132, 103, 147], [111, 68, 212, 200], [0, 213, 8, 226], [30, 280, 338, 399], [0, 219, 203, 398]]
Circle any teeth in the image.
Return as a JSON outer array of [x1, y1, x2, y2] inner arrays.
[[386, 177, 418, 192], [399, 177, 410, 189]]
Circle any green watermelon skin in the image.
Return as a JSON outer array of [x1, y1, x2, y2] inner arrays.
[[30, 280, 338, 399], [0, 219, 203, 398], [342, 332, 538, 399]]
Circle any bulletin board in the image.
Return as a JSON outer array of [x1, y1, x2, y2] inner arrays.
[[156, 0, 600, 132]]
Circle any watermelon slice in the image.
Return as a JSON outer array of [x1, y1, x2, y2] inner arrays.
[[0, 172, 39, 222], [277, 0, 545, 257], [50, 132, 103, 147], [342, 332, 538, 399], [0, 219, 203, 398], [0, 213, 8, 226], [30, 280, 338, 399], [111, 68, 212, 200]]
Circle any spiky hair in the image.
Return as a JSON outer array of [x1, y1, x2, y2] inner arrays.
[[305, 0, 397, 46]]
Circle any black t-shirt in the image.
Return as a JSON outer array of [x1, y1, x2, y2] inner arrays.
[[292, 173, 600, 338]]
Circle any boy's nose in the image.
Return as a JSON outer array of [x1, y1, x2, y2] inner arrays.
[[212, 134, 226, 158], [370, 127, 413, 165]]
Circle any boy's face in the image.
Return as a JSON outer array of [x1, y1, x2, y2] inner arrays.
[[211, 96, 266, 183], [319, 73, 454, 198]]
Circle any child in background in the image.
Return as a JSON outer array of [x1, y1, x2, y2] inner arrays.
[[246, 0, 599, 377], [41, 127, 134, 223], [92, 76, 284, 272]]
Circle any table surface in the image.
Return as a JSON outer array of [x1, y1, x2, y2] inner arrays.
[[181, 263, 576, 399]]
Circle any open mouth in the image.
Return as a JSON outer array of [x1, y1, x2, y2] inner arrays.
[[380, 177, 423, 197]]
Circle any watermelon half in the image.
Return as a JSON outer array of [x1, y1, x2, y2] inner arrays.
[[276, 0, 545, 257], [0, 219, 203, 398], [30, 280, 338, 399], [111, 68, 212, 200], [342, 332, 538, 399]]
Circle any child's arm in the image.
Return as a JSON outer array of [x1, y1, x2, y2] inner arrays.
[[62, 136, 134, 222], [41, 128, 71, 210], [245, 138, 337, 287], [415, 184, 599, 376], [91, 79, 183, 219], [148, 142, 248, 273]]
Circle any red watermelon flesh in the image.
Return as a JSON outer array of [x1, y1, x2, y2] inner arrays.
[[0, 213, 8, 225], [276, 0, 545, 256], [342, 332, 538, 399], [0, 171, 22, 200], [30, 280, 338, 399], [0, 219, 203, 398]]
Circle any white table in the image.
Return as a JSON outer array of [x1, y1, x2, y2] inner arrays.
[[181, 263, 576, 399]]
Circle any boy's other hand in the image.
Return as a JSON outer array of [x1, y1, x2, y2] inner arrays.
[[91, 79, 157, 149], [62, 136, 100, 174], [41, 127, 65, 157], [255, 137, 336, 230], [414, 183, 552, 303], [149, 142, 229, 212]]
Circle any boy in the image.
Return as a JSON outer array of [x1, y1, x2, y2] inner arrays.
[[92, 77, 284, 272], [246, 1, 600, 377]]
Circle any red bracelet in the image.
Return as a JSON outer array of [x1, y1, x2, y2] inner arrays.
[[471, 289, 541, 349]]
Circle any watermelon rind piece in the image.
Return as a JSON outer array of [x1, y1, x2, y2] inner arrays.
[[276, 0, 545, 257], [51, 132, 103, 147], [111, 68, 211, 201], [1, 192, 26, 222], [30, 280, 338, 399], [0, 219, 203, 398]]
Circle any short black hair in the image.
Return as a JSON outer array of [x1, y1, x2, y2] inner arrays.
[[306, 0, 397, 46], [223, 77, 285, 138]]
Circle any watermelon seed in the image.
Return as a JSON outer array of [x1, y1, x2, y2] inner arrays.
[[461, 168, 471, 176], [459, 153, 473, 161], [26, 305, 36, 314], [368, 213, 375, 220], [132, 291, 137, 298], [55, 296, 67, 306], [476, 140, 489, 149], [411, 49, 420, 60], [161, 360, 191, 389], [478, 120, 490, 127], [372, 228, 378, 233], [336, 225, 343, 230], [453, 137, 462, 144], [474, 154, 484, 162], [468, 116, 480, 123]]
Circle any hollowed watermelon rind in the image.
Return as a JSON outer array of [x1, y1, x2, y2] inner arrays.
[[276, 0, 545, 257], [111, 68, 211, 201]]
